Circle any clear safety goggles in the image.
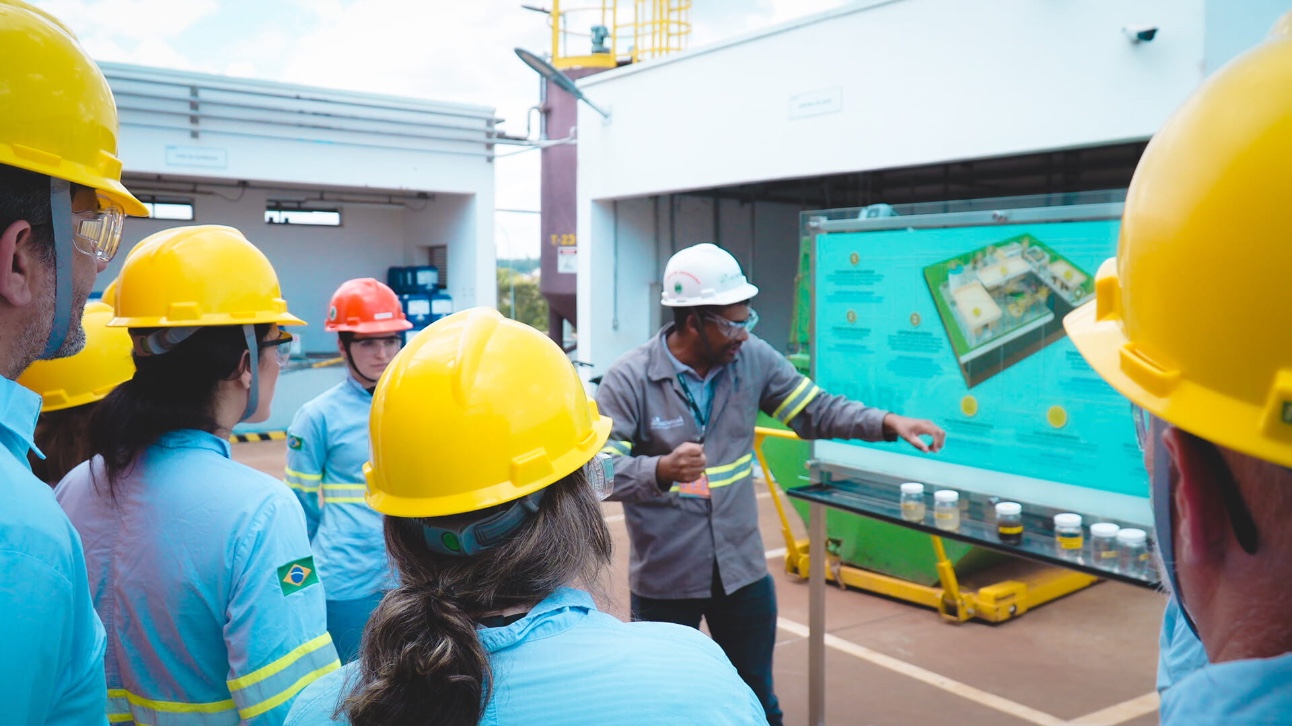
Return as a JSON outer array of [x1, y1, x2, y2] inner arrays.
[[259, 330, 295, 367], [351, 335, 403, 353], [707, 308, 759, 338], [71, 194, 126, 264]]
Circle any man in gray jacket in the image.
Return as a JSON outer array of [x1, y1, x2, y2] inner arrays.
[[597, 243, 946, 725]]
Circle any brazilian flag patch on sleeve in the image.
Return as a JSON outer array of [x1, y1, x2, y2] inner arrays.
[[288, 435, 304, 450], [277, 556, 319, 595]]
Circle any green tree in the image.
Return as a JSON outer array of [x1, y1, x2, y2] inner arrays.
[[497, 267, 549, 331]]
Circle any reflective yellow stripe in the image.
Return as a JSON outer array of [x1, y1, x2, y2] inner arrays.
[[708, 464, 754, 489], [283, 481, 315, 492], [600, 440, 631, 456], [770, 378, 812, 422], [781, 386, 822, 425], [108, 715, 133, 724], [705, 453, 753, 476], [320, 483, 365, 490], [325, 497, 367, 504], [237, 661, 341, 720], [284, 467, 322, 481], [227, 633, 334, 691], [122, 692, 236, 714]]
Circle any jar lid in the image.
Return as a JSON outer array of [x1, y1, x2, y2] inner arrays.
[[934, 489, 959, 502], [900, 482, 925, 495], [1117, 528, 1148, 544], [1090, 522, 1121, 537], [995, 502, 1022, 516], [1054, 512, 1082, 528]]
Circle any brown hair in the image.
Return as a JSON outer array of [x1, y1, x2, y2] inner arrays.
[[29, 402, 98, 485], [341, 470, 612, 726]]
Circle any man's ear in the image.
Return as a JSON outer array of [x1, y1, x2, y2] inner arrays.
[[1165, 428, 1230, 567], [0, 220, 40, 307]]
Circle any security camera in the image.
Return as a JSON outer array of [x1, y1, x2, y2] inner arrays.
[[1123, 25, 1159, 43]]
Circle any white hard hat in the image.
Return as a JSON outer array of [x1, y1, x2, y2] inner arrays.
[[661, 243, 759, 307]]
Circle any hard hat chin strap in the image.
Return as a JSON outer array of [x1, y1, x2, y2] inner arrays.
[[41, 178, 74, 360], [241, 324, 260, 422]]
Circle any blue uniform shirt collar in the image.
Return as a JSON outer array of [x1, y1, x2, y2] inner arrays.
[[1161, 652, 1292, 723], [0, 377, 43, 460], [342, 374, 374, 400], [477, 587, 595, 653], [156, 429, 233, 459]]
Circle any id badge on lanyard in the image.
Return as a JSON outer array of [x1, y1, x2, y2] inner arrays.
[[676, 373, 711, 499]]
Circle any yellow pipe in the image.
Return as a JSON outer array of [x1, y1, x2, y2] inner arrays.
[[552, 0, 562, 62]]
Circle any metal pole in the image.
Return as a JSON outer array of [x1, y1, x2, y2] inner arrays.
[[809, 501, 826, 726]]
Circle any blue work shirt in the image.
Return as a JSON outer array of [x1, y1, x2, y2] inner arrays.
[[0, 377, 107, 725], [661, 330, 725, 433], [1160, 652, 1292, 724], [1156, 596, 1208, 692], [285, 587, 766, 725], [57, 429, 340, 725], [285, 376, 394, 601]]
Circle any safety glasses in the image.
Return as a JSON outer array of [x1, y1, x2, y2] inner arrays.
[[706, 308, 759, 338], [259, 330, 294, 367], [1131, 404, 1258, 554], [71, 194, 126, 263]]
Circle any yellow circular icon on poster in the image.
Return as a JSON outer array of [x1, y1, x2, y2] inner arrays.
[[961, 395, 978, 417], [1047, 405, 1068, 429], [849, 252, 860, 266], [846, 310, 857, 324], [910, 312, 921, 327]]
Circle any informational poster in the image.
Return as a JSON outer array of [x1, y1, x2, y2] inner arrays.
[[813, 219, 1148, 503]]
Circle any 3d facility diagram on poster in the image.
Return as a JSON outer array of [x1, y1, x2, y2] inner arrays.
[[924, 235, 1094, 388], [812, 218, 1146, 502]]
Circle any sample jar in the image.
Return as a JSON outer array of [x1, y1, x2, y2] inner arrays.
[[1118, 528, 1150, 578], [1090, 523, 1121, 568], [899, 482, 926, 523], [995, 502, 1023, 544], [1054, 513, 1083, 560], [933, 490, 960, 531]]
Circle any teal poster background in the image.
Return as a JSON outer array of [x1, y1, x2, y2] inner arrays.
[[813, 220, 1148, 498]]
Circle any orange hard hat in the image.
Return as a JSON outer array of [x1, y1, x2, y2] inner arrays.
[[325, 278, 413, 334]]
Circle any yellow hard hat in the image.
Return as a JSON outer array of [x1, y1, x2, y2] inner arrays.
[[18, 302, 134, 412], [101, 278, 119, 310], [1064, 32, 1292, 468], [111, 225, 304, 329], [364, 307, 612, 518], [0, 1, 146, 217]]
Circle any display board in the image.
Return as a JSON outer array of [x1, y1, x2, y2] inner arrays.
[[811, 206, 1151, 524]]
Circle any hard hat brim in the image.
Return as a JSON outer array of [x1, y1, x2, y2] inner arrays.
[[1065, 295, 1292, 470], [365, 408, 613, 519], [661, 281, 759, 307]]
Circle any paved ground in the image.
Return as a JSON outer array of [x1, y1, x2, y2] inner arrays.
[[235, 439, 1165, 726]]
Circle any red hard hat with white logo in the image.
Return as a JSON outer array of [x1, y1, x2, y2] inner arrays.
[[325, 278, 414, 334], [661, 243, 759, 307]]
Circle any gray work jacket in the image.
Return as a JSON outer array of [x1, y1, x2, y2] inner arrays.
[[596, 326, 892, 599]]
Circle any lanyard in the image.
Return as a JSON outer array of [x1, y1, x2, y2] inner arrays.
[[676, 373, 711, 436]]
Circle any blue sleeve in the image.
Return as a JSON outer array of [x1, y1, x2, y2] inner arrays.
[[0, 545, 108, 726], [285, 408, 325, 540], [224, 491, 340, 724]]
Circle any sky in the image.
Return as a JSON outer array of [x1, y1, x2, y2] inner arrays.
[[36, 0, 851, 258]]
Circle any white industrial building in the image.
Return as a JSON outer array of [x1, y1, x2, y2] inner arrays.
[[102, 63, 498, 355], [573, 0, 1289, 374]]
